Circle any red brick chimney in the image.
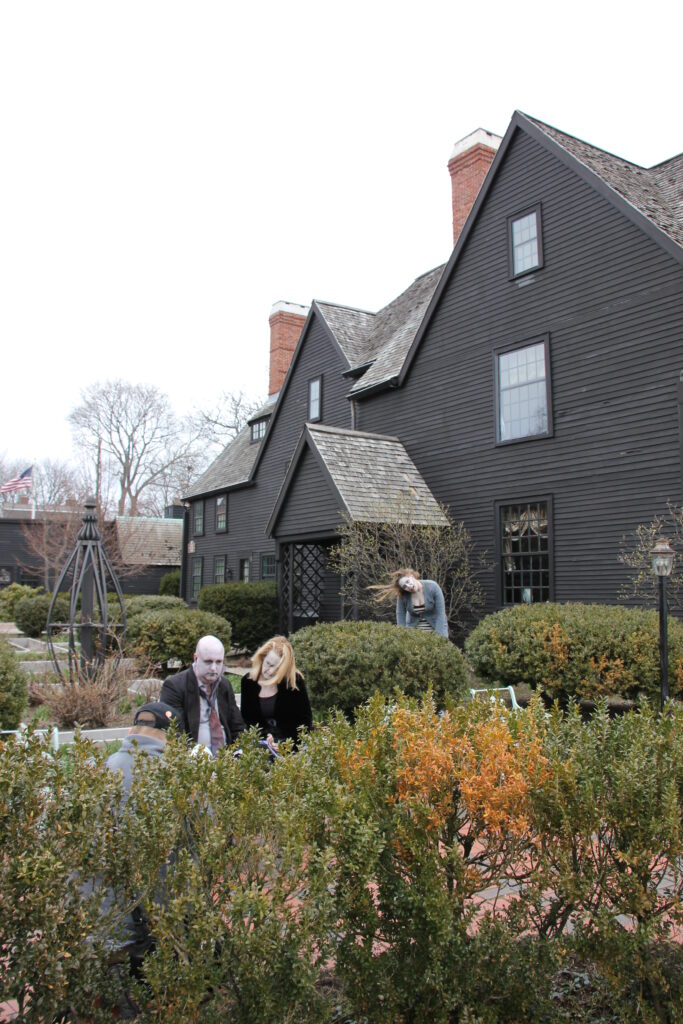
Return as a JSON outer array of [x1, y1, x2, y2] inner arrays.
[[268, 301, 309, 396], [448, 128, 502, 247]]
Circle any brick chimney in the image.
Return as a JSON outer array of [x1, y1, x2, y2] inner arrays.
[[448, 128, 502, 246], [268, 301, 309, 396]]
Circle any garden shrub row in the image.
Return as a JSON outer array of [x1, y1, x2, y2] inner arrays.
[[2, 697, 682, 1022], [292, 619, 470, 718], [198, 581, 278, 652], [465, 601, 683, 704], [0, 639, 27, 729]]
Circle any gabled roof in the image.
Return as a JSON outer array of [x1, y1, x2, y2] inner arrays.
[[184, 395, 276, 499], [315, 302, 376, 366], [347, 264, 445, 396], [115, 517, 182, 566], [362, 110, 683, 399], [267, 423, 447, 536], [525, 115, 683, 248]]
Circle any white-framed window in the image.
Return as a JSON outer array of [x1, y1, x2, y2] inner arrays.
[[251, 419, 267, 442], [261, 554, 276, 580], [193, 500, 204, 536], [239, 558, 250, 582], [191, 557, 204, 602], [508, 204, 543, 277], [214, 556, 226, 584], [495, 336, 551, 443], [308, 377, 321, 421], [216, 494, 227, 532]]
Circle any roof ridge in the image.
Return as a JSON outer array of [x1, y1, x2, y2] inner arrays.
[[523, 113, 647, 170], [307, 423, 400, 443]]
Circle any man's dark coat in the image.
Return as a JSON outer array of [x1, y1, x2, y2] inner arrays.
[[160, 666, 245, 745]]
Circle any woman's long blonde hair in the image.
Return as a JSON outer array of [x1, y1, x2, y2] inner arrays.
[[249, 635, 300, 690], [368, 568, 421, 606]]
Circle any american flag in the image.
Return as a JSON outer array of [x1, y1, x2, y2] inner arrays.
[[0, 466, 33, 494]]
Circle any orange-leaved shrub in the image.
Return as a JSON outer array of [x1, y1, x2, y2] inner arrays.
[[2, 696, 683, 1021]]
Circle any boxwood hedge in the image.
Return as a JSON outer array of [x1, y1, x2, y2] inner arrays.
[[0, 638, 27, 728], [126, 608, 232, 668], [291, 619, 469, 718], [198, 582, 278, 652], [464, 602, 683, 703]]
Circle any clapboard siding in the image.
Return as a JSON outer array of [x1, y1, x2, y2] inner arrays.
[[275, 446, 343, 538], [183, 311, 353, 602], [357, 128, 683, 614]]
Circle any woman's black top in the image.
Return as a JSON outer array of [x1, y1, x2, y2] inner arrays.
[[240, 671, 313, 748]]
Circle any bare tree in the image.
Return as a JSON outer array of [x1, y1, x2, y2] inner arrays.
[[31, 460, 82, 507], [619, 502, 683, 612], [20, 512, 81, 590], [328, 499, 490, 640], [69, 380, 202, 516], [188, 390, 264, 457]]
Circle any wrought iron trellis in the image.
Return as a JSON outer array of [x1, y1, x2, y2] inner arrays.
[[46, 498, 126, 684]]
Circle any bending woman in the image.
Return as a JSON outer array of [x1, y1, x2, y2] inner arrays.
[[372, 568, 448, 637], [240, 635, 312, 751]]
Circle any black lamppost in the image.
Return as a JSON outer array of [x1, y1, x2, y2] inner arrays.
[[650, 537, 674, 711]]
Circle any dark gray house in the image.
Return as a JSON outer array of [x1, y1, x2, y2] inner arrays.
[[183, 112, 683, 627]]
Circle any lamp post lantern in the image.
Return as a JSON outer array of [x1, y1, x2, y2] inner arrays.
[[650, 537, 674, 711]]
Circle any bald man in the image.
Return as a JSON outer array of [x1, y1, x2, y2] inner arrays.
[[160, 634, 245, 754]]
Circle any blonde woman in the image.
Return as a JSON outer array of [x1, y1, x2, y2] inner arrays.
[[372, 568, 448, 637], [241, 636, 312, 751]]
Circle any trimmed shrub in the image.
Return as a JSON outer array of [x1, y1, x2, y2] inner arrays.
[[127, 607, 231, 667], [125, 594, 186, 619], [291, 619, 470, 718], [158, 569, 181, 596], [465, 601, 683, 703], [0, 583, 41, 622], [14, 592, 70, 639], [198, 582, 278, 651], [0, 638, 27, 728]]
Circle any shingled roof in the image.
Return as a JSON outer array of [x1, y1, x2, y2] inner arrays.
[[347, 264, 445, 396], [526, 115, 683, 248], [184, 395, 276, 499], [268, 423, 447, 535], [115, 517, 182, 566], [315, 302, 376, 366]]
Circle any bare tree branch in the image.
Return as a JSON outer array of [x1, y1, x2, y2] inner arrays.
[[69, 380, 204, 516]]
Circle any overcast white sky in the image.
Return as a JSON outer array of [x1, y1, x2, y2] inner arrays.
[[1, 0, 682, 470]]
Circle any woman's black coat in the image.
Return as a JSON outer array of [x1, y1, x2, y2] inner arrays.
[[240, 671, 312, 747]]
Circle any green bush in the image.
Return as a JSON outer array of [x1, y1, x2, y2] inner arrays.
[[5, 696, 683, 1015], [14, 592, 70, 639], [0, 639, 27, 729], [126, 607, 231, 667], [125, 594, 186, 619], [465, 601, 683, 703], [0, 583, 42, 622], [3, 700, 682, 1021], [158, 569, 181, 596], [198, 581, 278, 652], [291, 619, 470, 718]]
